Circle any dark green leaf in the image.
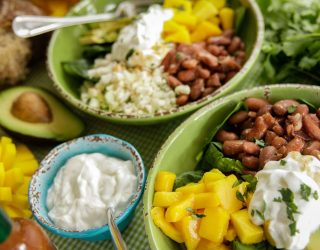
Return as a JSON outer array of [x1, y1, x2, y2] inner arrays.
[[255, 209, 265, 221], [242, 175, 257, 193], [62, 59, 92, 81], [125, 48, 135, 60], [186, 207, 206, 219], [82, 44, 112, 60], [289, 221, 299, 236], [273, 197, 282, 202], [280, 159, 287, 166], [174, 170, 204, 190], [254, 139, 265, 148], [176, 52, 182, 61], [212, 141, 223, 151], [233, 179, 242, 188], [287, 105, 297, 114], [300, 183, 312, 201], [314, 191, 319, 200], [236, 191, 245, 202]]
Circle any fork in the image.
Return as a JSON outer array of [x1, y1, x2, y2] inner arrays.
[[12, 0, 158, 38]]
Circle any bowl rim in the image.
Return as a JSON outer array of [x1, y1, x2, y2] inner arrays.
[[29, 133, 146, 238], [143, 83, 320, 249], [47, 0, 264, 123]]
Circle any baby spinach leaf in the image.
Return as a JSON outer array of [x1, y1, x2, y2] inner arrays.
[[62, 59, 92, 81], [82, 44, 112, 60], [174, 170, 204, 190]]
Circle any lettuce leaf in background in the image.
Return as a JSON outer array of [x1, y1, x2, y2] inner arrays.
[[257, 0, 320, 84]]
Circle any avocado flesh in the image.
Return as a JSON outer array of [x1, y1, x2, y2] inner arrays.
[[0, 86, 85, 141]]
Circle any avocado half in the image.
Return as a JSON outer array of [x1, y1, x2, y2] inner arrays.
[[0, 86, 85, 141]]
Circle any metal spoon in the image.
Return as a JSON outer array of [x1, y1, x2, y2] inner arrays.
[[106, 207, 128, 250], [12, 0, 154, 38]]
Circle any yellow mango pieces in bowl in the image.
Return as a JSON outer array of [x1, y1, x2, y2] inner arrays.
[[151, 169, 264, 250], [162, 0, 234, 43], [0, 136, 38, 218]]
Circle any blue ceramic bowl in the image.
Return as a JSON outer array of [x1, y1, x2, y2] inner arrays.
[[29, 134, 146, 241]]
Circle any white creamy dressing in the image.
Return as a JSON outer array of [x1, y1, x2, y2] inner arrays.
[[249, 152, 320, 250], [46, 153, 137, 231], [111, 5, 173, 62]]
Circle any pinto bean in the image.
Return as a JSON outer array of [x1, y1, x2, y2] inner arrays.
[[223, 29, 234, 38], [176, 94, 189, 106], [161, 49, 175, 71], [182, 59, 198, 69], [235, 51, 246, 65], [207, 45, 222, 56], [257, 105, 273, 116], [202, 87, 215, 97], [259, 146, 281, 168], [248, 111, 257, 118], [216, 129, 239, 142], [196, 66, 210, 79], [287, 113, 303, 132], [229, 110, 248, 125], [220, 57, 241, 71], [167, 75, 182, 88], [286, 137, 305, 153], [278, 146, 287, 156], [303, 141, 320, 156], [272, 122, 285, 136], [177, 69, 197, 82], [293, 130, 311, 141], [198, 51, 218, 68], [265, 131, 277, 145], [243, 141, 260, 155], [206, 73, 221, 87], [240, 119, 255, 130], [272, 99, 300, 116], [168, 63, 180, 74], [207, 36, 231, 45], [262, 112, 276, 128], [271, 136, 287, 149], [303, 114, 320, 141], [242, 156, 259, 170], [223, 140, 244, 155], [228, 36, 241, 54], [245, 116, 268, 141], [294, 104, 309, 116], [245, 98, 270, 111], [190, 79, 204, 100], [225, 71, 237, 82]]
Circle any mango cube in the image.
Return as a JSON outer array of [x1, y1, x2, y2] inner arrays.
[[208, 0, 226, 10], [176, 183, 205, 194], [194, 193, 220, 209], [191, 21, 222, 42], [0, 187, 12, 202], [155, 171, 176, 192], [199, 207, 230, 243], [193, 0, 218, 21], [11, 194, 29, 210], [1, 136, 12, 145], [4, 168, 24, 190], [163, 20, 186, 35], [16, 177, 31, 195], [203, 171, 225, 184], [219, 7, 234, 30], [151, 207, 184, 243], [231, 209, 264, 244], [206, 175, 243, 213], [173, 12, 198, 30], [2, 205, 24, 218], [165, 27, 191, 44], [197, 239, 231, 250], [225, 224, 237, 241], [163, 0, 192, 13], [181, 216, 201, 250], [15, 144, 35, 162], [153, 192, 184, 207], [0, 163, 4, 186], [2, 143, 16, 169], [165, 194, 195, 222], [12, 159, 38, 176]]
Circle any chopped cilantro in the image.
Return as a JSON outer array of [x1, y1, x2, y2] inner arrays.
[[255, 138, 265, 147], [232, 179, 242, 188], [300, 184, 312, 201], [186, 207, 206, 219], [236, 191, 245, 203], [255, 209, 265, 221], [242, 175, 257, 193], [314, 191, 319, 200], [125, 48, 135, 60], [273, 197, 282, 202], [288, 105, 297, 113], [280, 159, 287, 166], [251, 209, 255, 217], [289, 221, 300, 236], [175, 52, 182, 61]]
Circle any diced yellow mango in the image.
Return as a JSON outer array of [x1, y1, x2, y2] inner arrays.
[[165, 194, 195, 222], [208, 16, 220, 25], [163, 20, 186, 35], [165, 27, 191, 44], [11, 194, 29, 210], [181, 216, 201, 250], [208, 0, 226, 9], [151, 207, 184, 243], [173, 12, 198, 30], [191, 21, 222, 42], [264, 220, 276, 246], [176, 183, 205, 194], [0, 163, 4, 186], [219, 7, 234, 30], [15, 144, 35, 162], [4, 168, 24, 190], [206, 175, 243, 213], [225, 224, 237, 241], [2, 143, 16, 169], [246, 192, 254, 208], [173, 220, 184, 232], [1, 136, 12, 145], [197, 239, 231, 250], [0, 187, 12, 202], [163, 0, 192, 13], [22, 209, 32, 218], [231, 209, 264, 244], [153, 192, 184, 207], [193, 0, 218, 21], [155, 171, 176, 192], [203, 171, 225, 184], [12, 159, 38, 176], [194, 193, 220, 209], [16, 176, 31, 195], [199, 207, 229, 243], [2, 205, 24, 218]]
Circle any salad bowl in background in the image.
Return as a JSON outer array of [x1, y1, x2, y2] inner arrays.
[[143, 84, 320, 250], [48, 0, 264, 125]]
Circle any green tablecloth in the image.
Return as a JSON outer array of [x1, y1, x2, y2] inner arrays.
[[21, 56, 264, 250]]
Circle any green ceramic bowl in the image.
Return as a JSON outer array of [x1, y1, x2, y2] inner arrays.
[[48, 0, 263, 125], [143, 84, 320, 250]]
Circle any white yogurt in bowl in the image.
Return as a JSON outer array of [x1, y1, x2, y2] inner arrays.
[[46, 153, 137, 231]]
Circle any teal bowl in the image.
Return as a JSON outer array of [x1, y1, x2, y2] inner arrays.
[[29, 134, 146, 241], [47, 0, 264, 125], [143, 84, 320, 250]]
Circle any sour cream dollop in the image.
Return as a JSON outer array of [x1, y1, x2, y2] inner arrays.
[[46, 153, 137, 231], [249, 152, 320, 250], [111, 5, 173, 61]]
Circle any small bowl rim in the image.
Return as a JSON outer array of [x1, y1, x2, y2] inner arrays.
[[29, 133, 146, 238], [47, 0, 264, 123], [143, 83, 320, 249]]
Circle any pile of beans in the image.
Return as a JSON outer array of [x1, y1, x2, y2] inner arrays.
[[161, 30, 246, 106], [215, 98, 320, 171]]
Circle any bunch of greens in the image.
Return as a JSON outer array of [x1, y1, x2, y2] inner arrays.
[[257, 0, 320, 84]]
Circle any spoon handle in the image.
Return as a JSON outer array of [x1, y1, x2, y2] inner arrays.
[[107, 207, 128, 250], [12, 13, 117, 38]]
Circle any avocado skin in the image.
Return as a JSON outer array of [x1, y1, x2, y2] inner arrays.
[[0, 86, 85, 142]]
